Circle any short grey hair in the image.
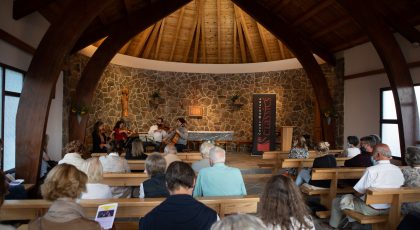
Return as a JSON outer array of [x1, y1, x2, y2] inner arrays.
[[200, 141, 215, 159], [164, 144, 177, 155], [211, 214, 267, 230], [405, 146, 420, 167], [373, 143, 392, 158], [209, 146, 226, 163]]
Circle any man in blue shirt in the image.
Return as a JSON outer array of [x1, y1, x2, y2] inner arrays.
[[193, 146, 247, 197]]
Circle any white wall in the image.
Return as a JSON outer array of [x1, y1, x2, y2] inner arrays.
[[0, 0, 63, 161], [343, 32, 420, 152]]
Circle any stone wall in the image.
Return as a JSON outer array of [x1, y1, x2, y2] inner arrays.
[[63, 55, 343, 150]]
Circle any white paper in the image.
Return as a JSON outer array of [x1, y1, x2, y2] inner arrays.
[[95, 203, 118, 230]]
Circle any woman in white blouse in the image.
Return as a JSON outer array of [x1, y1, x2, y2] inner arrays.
[[81, 157, 112, 199], [259, 175, 315, 230]]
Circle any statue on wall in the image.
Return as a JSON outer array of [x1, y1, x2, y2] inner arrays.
[[122, 88, 129, 117]]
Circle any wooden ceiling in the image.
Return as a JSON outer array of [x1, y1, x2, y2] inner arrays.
[[31, 0, 420, 64]]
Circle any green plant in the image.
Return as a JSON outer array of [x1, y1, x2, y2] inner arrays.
[[323, 107, 338, 118], [151, 90, 161, 99], [71, 104, 89, 116], [230, 94, 240, 103]]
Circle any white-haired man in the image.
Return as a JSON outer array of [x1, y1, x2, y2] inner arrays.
[[163, 144, 181, 169], [329, 143, 405, 228], [191, 141, 215, 173], [193, 146, 247, 197]]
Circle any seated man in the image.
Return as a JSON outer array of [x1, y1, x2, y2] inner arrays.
[[192, 141, 215, 173], [344, 135, 375, 168], [139, 161, 218, 230], [193, 146, 247, 197], [163, 144, 181, 169], [139, 153, 169, 198], [329, 144, 405, 228]]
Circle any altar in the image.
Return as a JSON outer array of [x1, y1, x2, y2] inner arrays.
[[187, 131, 234, 141]]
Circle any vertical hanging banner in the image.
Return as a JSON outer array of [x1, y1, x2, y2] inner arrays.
[[252, 94, 276, 155]]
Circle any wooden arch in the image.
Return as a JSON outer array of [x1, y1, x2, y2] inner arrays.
[[69, 0, 192, 142], [15, 0, 113, 184], [338, 0, 418, 155], [232, 0, 336, 145]]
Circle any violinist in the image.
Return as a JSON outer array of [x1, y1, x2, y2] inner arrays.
[[148, 117, 168, 152], [112, 120, 131, 146], [92, 121, 109, 153], [166, 118, 188, 152]]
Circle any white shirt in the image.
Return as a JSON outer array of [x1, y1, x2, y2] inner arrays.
[[345, 147, 361, 158], [58, 153, 88, 174], [81, 183, 113, 199], [148, 125, 167, 142], [99, 153, 131, 173], [354, 160, 404, 209]]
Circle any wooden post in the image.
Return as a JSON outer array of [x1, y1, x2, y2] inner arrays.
[[280, 126, 294, 151]]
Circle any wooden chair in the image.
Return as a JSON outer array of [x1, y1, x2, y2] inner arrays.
[[343, 187, 420, 230]]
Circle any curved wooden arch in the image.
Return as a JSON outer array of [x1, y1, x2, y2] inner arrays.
[[15, 0, 112, 184], [232, 0, 336, 146], [338, 0, 418, 156], [69, 0, 192, 142]]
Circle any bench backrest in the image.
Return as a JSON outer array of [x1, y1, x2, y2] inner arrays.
[[102, 173, 148, 186], [0, 196, 260, 221], [127, 160, 146, 171], [280, 157, 349, 168], [177, 152, 203, 161]]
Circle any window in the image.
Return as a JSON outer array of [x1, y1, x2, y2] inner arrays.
[[380, 86, 420, 158], [0, 64, 24, 171]]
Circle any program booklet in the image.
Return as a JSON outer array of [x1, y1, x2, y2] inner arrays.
[[95, 203, 118, 230]]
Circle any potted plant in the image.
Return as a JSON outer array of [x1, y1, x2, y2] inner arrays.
[[150, 90, 163, 108], [230, 94, 240, 104], [323, 107, 338, 125], [71, 104, 89, 123]]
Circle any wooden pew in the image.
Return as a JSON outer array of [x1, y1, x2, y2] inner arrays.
[[279, 157, 349, 171], [177, 152, 203, 163], [127, 160, 145, 171], [300, 167, 366, 218], [0, 195, 260, 221], [343, 187, 420, 230], [102, 173, 148, 186]]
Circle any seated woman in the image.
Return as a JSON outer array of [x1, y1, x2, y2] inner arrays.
[[125, 139, 147, 160], [401, 146, 420, 214], [29, 164, 101, 230], [112, 120, 130, 146], [288, 136, 309, 176], [342, 136, 360, 158], [91, 121, 109, 153], [99, 141, 131, 198], [192, 141, 215, 173], [296, 141, 337, 188], [81, 158, 112, 199], [139, 153, 169, 198], [259, 175, 315, 230], [58, 140, 88, 174]]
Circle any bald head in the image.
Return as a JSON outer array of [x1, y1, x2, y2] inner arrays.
[[209, 146, 226, 165], [373, 143, 392, 159], [164, 144, 177, 155]]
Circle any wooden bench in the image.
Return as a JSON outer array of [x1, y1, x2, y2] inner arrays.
[[102, 173, 148, 186], [127, 160, 145, 171], [177, 152, 203, 163], [279, 157, 349, 171], [0, 195, 260, 221], [343, 187, 420, 230], [301, 167, 366, 218]]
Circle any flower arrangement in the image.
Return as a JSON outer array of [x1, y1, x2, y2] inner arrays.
[[316, 141, 330, 153], [323, 107, 338, 118], [70, 105, 89, 116]]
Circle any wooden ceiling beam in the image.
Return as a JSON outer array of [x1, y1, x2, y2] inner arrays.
[[233, 6, 247, 63], [131, 25, 155, 57], [16, 0, 111, 184], [257, 23, 271, 61], [200, 0, 206, 63], [278, 40, 286, 59], [272, 0, 292, 14], [217, 0, 222, 63], [143, 20, 163, 59], [154, 19, 165, 60], [233, 11, 237, 63], [232, 0, 336, 146], [0, 28, 36, 55], [292, 0, 334, 26], [13, 0, 57, 20], [236, 7, 257, 62], [338, 0, 418, 158], [184, 2, 199, 63], [69, 0, 192, 142], [312, 17, 352, 39], [193, 0, 202, 63], [169, 7, 186, 61]]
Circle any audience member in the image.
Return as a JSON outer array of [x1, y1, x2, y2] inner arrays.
[[91, 121, 108, 153], [99, 141, 131, 198], [0, 171, 15, 230], [80, 158, 112, 199], [401, 146, 420, 214], [125, 139, 147, 160], [342, 136, 361, 158], [193, 146, 246, 196], [344, 135, 375, 167], [329, 144, 404, 228], [29, 164, 101, 230], [259, 175, 315, 230], [58, 140, 88, 174], [296, 142, 336, 187], [112, 120, 130, 146], [165, 117, 188, 152], [370, 134, 382, 145], [139, 161, 218, 230], [163, 144, 181, 169], [211, 214, 267, 230], [288, 136, 309, 176], [192, 141, 215, 173], [139, 153, 169, 198], [147, 117, 167, 152]]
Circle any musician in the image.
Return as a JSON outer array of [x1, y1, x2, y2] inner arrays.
[[166, 118, 188, 152], [92, 121, 109, 153], [148, 117, 168, 152], [112, 120, 130, 145]]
